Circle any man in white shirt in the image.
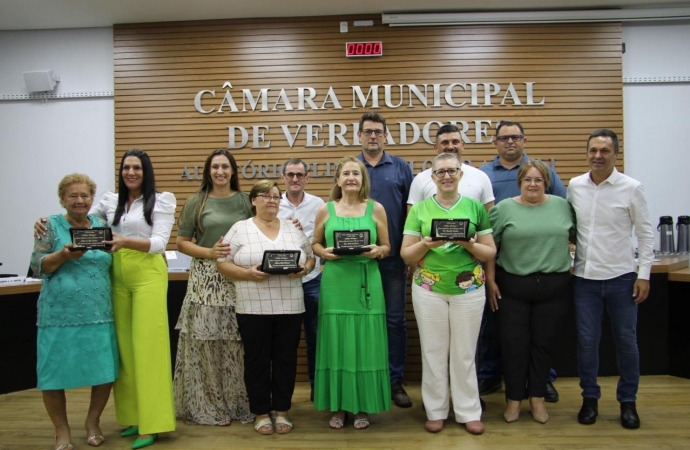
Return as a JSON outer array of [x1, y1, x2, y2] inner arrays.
[[567, 129, 654, 430], [277, 158, 325, 402], [407, 124, 495, 213]]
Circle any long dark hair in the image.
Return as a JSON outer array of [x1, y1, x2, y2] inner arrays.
[[192, 148, 241, 234], [113, 149, 157, 226]]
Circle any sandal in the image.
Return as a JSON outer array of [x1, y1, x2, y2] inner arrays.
[[353, 414, 369, 430], [329, 412, 347, 429], [215, 420, 232, 427], [274, 415, 293, 434], [86, 434, 105, 447], [54, 436, 74, 450], [254, 416, 274, 435]]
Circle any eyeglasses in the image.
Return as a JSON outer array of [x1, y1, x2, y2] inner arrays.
[[496, 135, 524, 143], [285, 172, 306, 180], [257, 194, 281, 201], [361, 129, 385, 137], [432, 168, 460, 177], [522, 177, 544, 185]]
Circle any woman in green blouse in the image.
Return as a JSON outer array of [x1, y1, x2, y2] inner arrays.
[[173, 148, 253, 426], [485, 159, 575, 424], [401, 153, 496, 435]]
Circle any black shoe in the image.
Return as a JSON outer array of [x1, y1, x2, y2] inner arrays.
[[392, 383, 413, 408], [478, 378, 502, 396], [544, 381, 559, 403], [620, 401, 640, 429], [578, 397, 598, 425]]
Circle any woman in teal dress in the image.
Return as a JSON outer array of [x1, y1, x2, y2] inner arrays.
[[31, 174, 118, 450], [312, 156, 391, 429]]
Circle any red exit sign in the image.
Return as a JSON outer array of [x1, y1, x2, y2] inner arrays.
[[345, 41, 383, 58]]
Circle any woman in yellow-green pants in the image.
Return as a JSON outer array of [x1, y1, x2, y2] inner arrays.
[[96, 149, 177, 449]]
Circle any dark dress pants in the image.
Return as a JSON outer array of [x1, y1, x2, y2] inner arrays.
[[236, 313, 303, 415], [495, 267, 570, 400]]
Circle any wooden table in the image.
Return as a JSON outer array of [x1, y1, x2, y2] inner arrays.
[[669, 265, 690, 282], [652, 256, 689, 274]]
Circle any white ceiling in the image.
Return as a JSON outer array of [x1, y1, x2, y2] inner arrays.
[[1, 0, 688, 31]]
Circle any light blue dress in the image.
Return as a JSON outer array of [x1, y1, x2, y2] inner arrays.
[[31, 214, 119, 390]]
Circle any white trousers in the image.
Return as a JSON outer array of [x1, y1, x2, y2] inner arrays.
[[411, 283, 485, 423]]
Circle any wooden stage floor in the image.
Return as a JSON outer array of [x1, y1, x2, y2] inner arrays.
[[1, 376, 688, 449]]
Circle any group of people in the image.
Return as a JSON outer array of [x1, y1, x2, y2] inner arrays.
[[32, 112, 654, 450], [34, 149, 176, 450]]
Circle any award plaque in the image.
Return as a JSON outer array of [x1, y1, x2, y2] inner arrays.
[[69, 227, 112, 251], [430, 219, 470, 241], [333, 229, 370, 255], [261, 250, 302, 274]]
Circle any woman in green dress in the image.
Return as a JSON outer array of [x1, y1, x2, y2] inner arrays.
[[312, 156, 391, 429], [31, 174, 118, 450]]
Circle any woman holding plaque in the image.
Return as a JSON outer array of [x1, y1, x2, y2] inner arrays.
[[217, 180, 314, 435], [31, 173, 118, 450], [485, 159, 574, 424], [400, 153, 495, 435], [312, 155, 391, 430], [173, 148, 253, 426]]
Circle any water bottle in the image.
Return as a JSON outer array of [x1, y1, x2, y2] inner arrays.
[[658, 216, 675, 254], [677, 216, 690, 254]]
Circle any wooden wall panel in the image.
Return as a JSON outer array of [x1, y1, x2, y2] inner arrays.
[[114, 16, 623, 381]]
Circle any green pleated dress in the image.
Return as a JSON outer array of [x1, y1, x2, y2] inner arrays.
[[313, 200, 391, 414]]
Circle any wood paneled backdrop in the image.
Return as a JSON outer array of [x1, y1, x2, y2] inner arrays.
[[114, 16, 623, 381]]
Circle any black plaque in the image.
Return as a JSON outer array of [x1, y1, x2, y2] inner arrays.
[[333, 229, 370, 255], [430, 219, 470, 241], [69, 227, 112, 251], [261, 250, 302, 274]]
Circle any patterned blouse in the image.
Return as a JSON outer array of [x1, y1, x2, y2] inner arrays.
[[220, 218, 312, 315], [31, 214, 113, 328]]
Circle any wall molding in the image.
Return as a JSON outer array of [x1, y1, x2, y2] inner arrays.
[[623, 76, 690, 84], [0, 91, 113, 101]]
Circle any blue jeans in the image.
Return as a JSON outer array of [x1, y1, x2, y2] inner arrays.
[[302, 274, 321, 386], [573, 273, 640, 402], [379, 257, 408, 385]]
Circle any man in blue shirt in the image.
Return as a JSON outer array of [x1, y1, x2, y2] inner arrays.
[[357, 112, 414, 408], [478, 120, 567, 403], [480, 121, 567, 202]]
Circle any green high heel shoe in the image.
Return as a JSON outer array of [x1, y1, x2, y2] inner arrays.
[[120, 426, 138, 437], [132, 434, 158, 449]]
